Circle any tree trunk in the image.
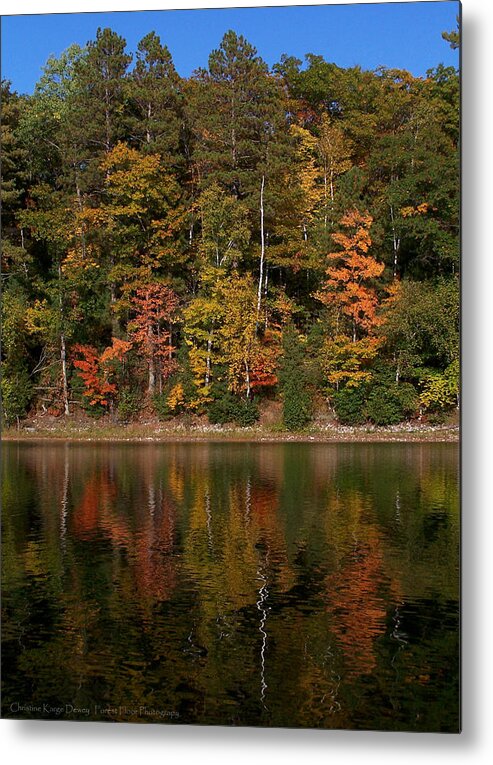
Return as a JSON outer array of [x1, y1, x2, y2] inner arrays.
[[146, 102, 152, 144], [323, 162, 328, 230], [104, 84, 111, 153], [256, 175, 266, 332], [58, 261, 70, 416], [245, 360, 251, 399], [205, 329, 213, 386], [390, 204, 400, 279], [60, 332, 70, 416], [148, 360, 155, 394], [263, 264, 269, 329], [148, 324, 155, 394]]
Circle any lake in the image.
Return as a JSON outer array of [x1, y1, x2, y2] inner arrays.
[[1, 441, 460, 731]]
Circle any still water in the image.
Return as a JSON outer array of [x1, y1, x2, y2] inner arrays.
[[1, 441, 459, 731]]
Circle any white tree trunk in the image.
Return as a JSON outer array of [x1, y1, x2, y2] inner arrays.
[[58, 261, 70, 416], [256, 175, 266, 331]]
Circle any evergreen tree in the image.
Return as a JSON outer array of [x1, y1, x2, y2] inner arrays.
[[126, 32, 184, 170], [279, 326, 312, 431]]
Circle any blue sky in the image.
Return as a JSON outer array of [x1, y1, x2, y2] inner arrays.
[[1, 2, 459, 95]]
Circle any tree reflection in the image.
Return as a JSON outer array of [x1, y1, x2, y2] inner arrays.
[[2, 442, 459, 730]]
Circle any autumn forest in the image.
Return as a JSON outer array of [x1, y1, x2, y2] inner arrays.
[[0, 25, 460, 431]]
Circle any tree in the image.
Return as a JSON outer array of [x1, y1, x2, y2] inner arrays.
[[70, 28, 131, 158], [183, 184, 251, 397], [279, 326, 312, 430], [442, 17, 460, 50], [0, 287, 34, 424], [314, 210, 384, 393], [315, 209, 384, 340], [128, 283, 180, 394], [188, 31, 295, 325], [126, 32, 184, 169], [0, 80, 30, 278], [217, 271, 278, 398], [315, 112, 353, 231], [381, 277, 459, 383], [72, 337, 132, 410], [73, 345, 115, 409], [80, 143, 183, 325]]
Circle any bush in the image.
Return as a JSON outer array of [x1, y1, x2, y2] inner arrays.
[[333, 385, 367, 425], [419, 362, 458, 413], [396, 382, 420, 418], [235, 398, 260, 427], [208, 393, 259, 426], [365, 380, 419, 426], [153, 391, 171, 420], [365, 386, 402, 425], [117, 389, 141, 422], [1, 369, 33, 425], [279, 326, 312, 431], [282, 383, 312, 431]]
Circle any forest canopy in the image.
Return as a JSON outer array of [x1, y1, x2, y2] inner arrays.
[[0, 26, 459, 429]]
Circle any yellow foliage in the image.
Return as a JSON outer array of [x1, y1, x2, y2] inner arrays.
[[322, 334, 381, 387], [25, 299, 50, 336], [166, 383, 185, 412], [400, 202, 434, 218]]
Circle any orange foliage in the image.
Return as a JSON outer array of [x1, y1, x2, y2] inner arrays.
[[326, 536, 388, 677], [73, 345, 117, 407], [250, 329, 280, 391], [73, 338, 132, 407], [129, 283, 180, 381], [99, 337, 133, 364], [315, 209, 384, 337]]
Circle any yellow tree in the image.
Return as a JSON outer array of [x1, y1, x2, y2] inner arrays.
[[316, 113, 353, 229], [184, 184, 250, 398], [79, 143, 183, 324], [217, 272, 279, 398]]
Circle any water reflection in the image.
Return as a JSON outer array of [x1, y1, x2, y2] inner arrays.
[[2, 442, 459, 731]]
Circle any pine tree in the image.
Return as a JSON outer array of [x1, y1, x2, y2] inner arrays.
[[279, 326, 311, 431], [126, 32, 184, 170]]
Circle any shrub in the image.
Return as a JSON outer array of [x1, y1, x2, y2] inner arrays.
[[208, 392, 259, 426], [332, 385, 367, 425], [396, 382, 420, 418], [419, 362, 459, 413], [153, 391, 171, 420], [365, 380, 419, 425], [279, 326, 312, 431], [234, 397, 260, 427], [1, 370, 33, 425], [365, 386, 402, 426], [117, 389, 141, 422]]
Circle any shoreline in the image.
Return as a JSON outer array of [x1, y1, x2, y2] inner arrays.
[[2, 422, 459, 444]]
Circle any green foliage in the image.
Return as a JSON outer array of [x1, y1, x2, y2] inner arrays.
[[153, 392, 172, 421], [382, 278, 459, 382], [332, 385, 368, 425], [1, 370, 33, 425], [279, 326, 312, 431], [365, 382, 418, 426], [117, 389, 141, 422], [333, 368, 419, 426], [207, 392, 259, 426], [420, 362, 459, 413]]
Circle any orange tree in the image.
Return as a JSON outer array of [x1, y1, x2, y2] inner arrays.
[[315, 209, 385, 389], [127, 283, 180, 395]]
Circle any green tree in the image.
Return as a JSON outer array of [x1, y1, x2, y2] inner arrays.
[[279, 325, 312, 431], [126, 32, 184, 169]]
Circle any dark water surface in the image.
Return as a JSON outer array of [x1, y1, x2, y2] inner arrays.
[[1, 441, 459, 731]]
